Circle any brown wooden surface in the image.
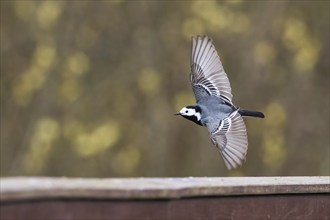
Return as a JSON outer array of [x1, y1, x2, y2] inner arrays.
[[1, 176, 329, 200], [0, 177, 329, 220], [1, 194, 329, 220]]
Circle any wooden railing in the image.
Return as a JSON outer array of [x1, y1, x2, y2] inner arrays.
[[1, 176, 329, 220]]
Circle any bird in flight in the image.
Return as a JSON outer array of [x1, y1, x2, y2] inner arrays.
[[175, 36, 264, 170]]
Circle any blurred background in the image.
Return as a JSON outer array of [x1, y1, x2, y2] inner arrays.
[[1, 1, 329, 177]]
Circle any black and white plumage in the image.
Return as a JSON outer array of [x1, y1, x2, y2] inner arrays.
[[176, 36, 264, 170]]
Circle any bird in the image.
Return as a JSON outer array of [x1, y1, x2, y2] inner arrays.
[[175, 35, 264, 170]]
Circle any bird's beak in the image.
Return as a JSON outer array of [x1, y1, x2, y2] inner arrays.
[[174, 112, 181, 116]]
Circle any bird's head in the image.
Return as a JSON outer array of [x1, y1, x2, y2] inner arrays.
[[175, 105, 203, 126]]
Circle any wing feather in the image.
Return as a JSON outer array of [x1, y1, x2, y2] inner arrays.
[[210, 110, 248, 170], [190, 36, 233, 103]]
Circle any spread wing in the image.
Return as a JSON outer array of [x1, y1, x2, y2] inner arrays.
[[210, 110, 248, 170], [190, 36, 233, 104]]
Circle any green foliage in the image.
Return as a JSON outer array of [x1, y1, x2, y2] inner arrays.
[[1, 1, 329, 177]]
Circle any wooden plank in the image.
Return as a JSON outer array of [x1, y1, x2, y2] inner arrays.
[[1, 194, 329, 220], [1, 177, 329, 201]]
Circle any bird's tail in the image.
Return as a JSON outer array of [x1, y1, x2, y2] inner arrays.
[[238, 109, 265, 118]]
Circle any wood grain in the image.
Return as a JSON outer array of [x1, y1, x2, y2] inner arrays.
[[1, 176, 329, 200], [1, 177, 329, 220]]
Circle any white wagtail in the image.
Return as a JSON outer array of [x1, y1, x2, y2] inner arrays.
[[175, 36, 264, 170]]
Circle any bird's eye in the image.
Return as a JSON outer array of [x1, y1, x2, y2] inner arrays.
[[185, 110, 188, 113]]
